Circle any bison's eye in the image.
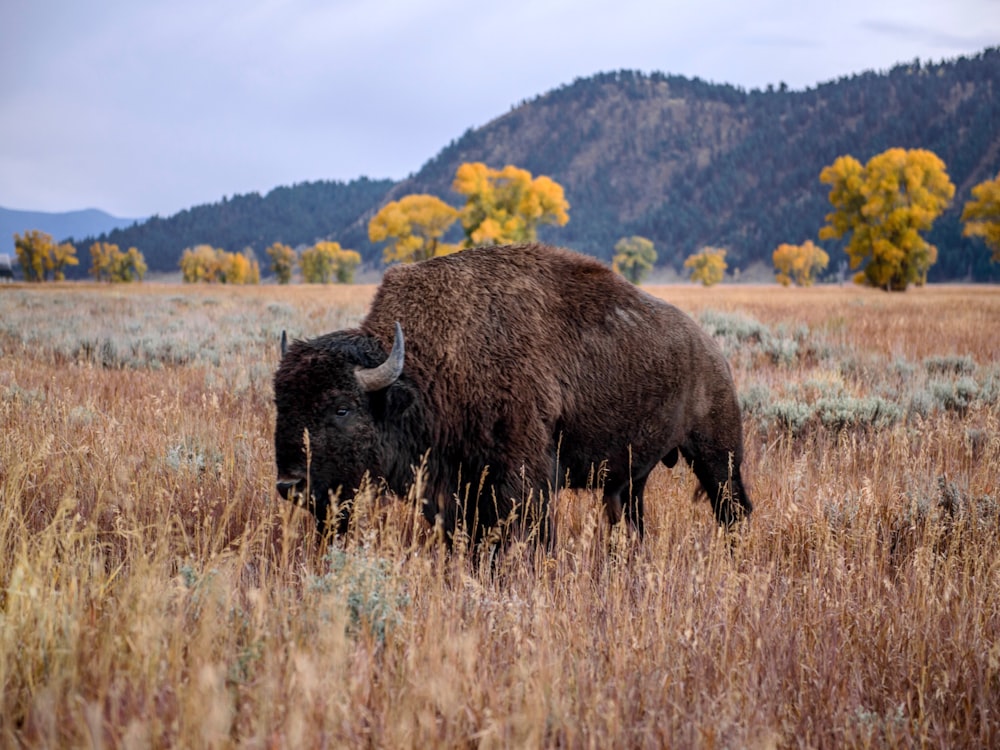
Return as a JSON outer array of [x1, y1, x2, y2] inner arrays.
[[335, 407, 350, 418]]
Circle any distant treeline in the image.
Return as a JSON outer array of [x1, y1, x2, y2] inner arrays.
[[68, 178, 391, 277], [71, 47, 1000, 281]]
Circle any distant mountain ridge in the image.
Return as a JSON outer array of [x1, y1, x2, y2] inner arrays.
[[57, 47, 1000, 281], [1, 207, 139, 247]]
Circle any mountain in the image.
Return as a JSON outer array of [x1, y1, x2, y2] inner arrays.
[[399, 48, 1000, 282], [1, 207, 139, 247], [74, 47, 1000, 281]]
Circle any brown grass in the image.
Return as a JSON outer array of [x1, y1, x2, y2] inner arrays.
[[1, 281, 999, 748]]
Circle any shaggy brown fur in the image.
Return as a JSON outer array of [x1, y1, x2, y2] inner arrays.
[[273, 243, 750, 546]]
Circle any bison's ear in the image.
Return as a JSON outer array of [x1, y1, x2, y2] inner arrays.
[[280, 330, 288, 358], [369, 375, 415, 422]]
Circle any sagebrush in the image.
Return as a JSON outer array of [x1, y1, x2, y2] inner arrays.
[[1, 282, 998, 748]]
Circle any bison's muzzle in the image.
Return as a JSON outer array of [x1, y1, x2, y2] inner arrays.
[[276, 477, 304, 501]]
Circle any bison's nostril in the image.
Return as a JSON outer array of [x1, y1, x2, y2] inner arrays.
[[276, 479, 303, 500]]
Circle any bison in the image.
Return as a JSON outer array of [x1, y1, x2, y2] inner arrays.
[[273, 243, 750, 547]]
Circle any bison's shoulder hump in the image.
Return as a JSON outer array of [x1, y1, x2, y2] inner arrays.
[[370, 244, 645, 331]]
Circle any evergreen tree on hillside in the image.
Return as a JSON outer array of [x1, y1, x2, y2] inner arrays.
[[74, 178, 392, 275]]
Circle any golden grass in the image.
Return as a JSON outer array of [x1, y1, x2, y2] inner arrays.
[[2, 281, 999, 748]]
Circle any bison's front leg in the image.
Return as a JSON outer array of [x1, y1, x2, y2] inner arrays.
[[602, 472, 648, 538], [495, 475, 557, 552], [686, 447, 752, 526]]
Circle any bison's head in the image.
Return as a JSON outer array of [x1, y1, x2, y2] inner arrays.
[[273, 323, 404, 534]]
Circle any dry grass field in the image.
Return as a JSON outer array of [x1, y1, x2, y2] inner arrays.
[[1, 281, 998, 748]]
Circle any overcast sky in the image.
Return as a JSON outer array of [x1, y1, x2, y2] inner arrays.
[[2, 0, 997, 218]]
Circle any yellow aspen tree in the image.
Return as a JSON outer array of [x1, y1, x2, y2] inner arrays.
[[47, 241, 79, 280], [684, 247, 727, 286], [820, 148, 954, 290], [961, 174, 1000, 263], [90, 242, 117, 282], [13, 230, 54, 282], [453, 162, 569, 247], [772, 240, 829, 286], [180, 245, 224, 283], [181, 248, 260, 284], [369, 194, 459, 264], [226, 252, 253, 284], [684, 247, 728, 286]]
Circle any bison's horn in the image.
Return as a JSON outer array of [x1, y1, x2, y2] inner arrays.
[[280, 330, 288, 358], [355, 322, 404, 392]]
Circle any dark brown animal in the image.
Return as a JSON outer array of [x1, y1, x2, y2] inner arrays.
[[273, 243, 750, 546]]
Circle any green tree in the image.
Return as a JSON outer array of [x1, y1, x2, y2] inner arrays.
[[684, 247, 727, 286], [266, 242, 297, 283], [300, 241, 359, 283], [300, 242, 335, 283], [369, 194, 460, 264], [772, 240, 829, 286], [333, 247, 361, 283], [14, 230, 54, 282], [612, 236, 657, 284], [452, 162, 569, 247], [961, 173, 1000, 263], [819, 148, 955, 290]]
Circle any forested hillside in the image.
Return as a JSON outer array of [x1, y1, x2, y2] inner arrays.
[[72, 178, 392, 276], [77, 48, 1000, 280]]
